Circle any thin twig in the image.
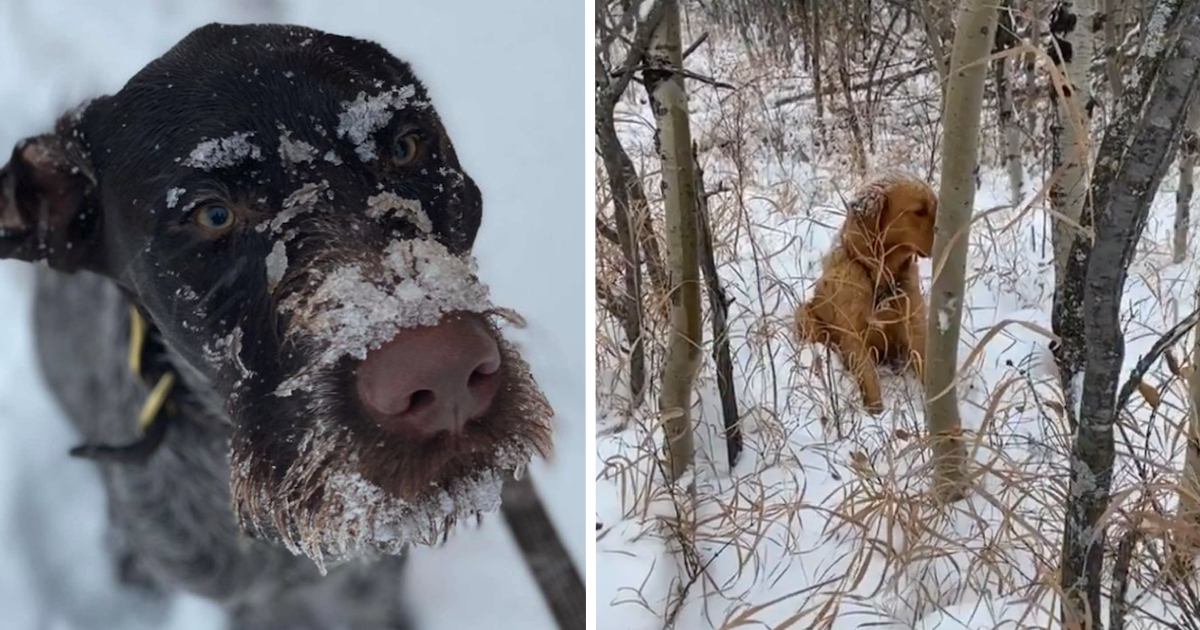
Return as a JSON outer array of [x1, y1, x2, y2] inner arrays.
[[682, 31, 709, 59], [1115, 305, 1200, 413], [614, 64, 737, 90]]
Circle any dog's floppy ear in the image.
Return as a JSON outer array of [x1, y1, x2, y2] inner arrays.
[[0, 132, 99, 271], [842, 191, 885, 269]]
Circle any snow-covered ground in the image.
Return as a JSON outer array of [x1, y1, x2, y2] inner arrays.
[[596, 18, 1200, 630], [0, 1, 582, 628]]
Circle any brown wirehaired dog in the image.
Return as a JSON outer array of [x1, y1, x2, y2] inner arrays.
[[795, 170, 938, 415]]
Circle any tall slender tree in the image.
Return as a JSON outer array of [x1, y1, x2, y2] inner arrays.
[[1177, 281, 1200, 564], [645, 0, 702, 482], [924, 0, 998, 503]]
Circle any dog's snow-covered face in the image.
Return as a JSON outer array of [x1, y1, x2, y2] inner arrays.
[[0, 23, 552, 570]]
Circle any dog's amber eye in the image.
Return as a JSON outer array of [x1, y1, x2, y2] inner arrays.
[[914, 207, 930, 218], [393, 132, 423, 166], [194, 204, 236, 231]]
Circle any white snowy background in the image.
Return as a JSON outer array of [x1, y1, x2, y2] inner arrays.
[[0, 1, 583, 628]]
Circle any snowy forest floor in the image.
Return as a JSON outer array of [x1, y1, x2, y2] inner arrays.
[[595, 14, 1200, 630], [0, 1, 583, 629]]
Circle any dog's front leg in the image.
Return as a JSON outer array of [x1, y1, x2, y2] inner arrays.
[[900, 293, 927, 385], [836, 331, 885, 415]]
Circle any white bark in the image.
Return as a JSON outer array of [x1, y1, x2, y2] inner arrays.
[[1050, 0, 1096, 283], [1177, 101, 1200, 554], [1022, 0, 1042, 137]]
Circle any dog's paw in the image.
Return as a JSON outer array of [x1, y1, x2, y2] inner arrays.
[[864, 398, 885, 416]]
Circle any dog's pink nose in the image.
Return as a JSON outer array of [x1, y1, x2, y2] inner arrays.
[[356, 315, 502, 436]]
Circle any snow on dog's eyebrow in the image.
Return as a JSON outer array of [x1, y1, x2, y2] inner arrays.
[[845, 169, 925, 220], [336, 85, 419, 162], [181, 131, 263, 169]]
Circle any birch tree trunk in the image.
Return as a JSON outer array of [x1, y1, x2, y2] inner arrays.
[[597, 75, 648, 408], [1049, 0, 1097, 429], [924, 0, 998, 504], [836, 23, 869, 176], [811, 2, 826, 144], [996, 0, 1023, 204], [1173, 99, 1200, 264], [1058, 4, 1200, 627], [1049, 0, 1096, 284], [645, 0, 701, 482], [999, 58, 1024, 204]]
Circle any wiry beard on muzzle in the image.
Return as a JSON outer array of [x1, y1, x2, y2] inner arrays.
[[230, 318, 552, 573], [228, 231, 554, 573]]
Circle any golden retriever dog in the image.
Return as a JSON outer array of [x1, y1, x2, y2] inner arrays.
[[795, 170, 938, 415]]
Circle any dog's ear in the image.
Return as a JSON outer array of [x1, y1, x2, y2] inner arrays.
[[0, 133, 99, 271], [843, 192, 885, 264]]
